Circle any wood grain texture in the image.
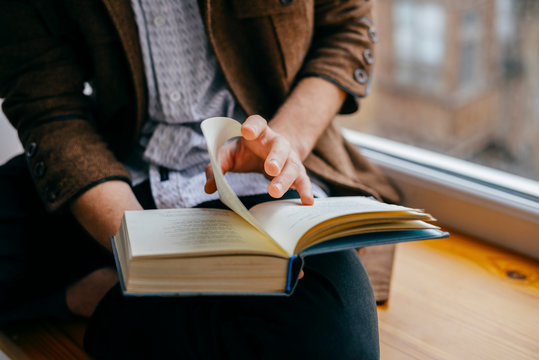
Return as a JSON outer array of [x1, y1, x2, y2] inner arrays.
[[0, 331, 30, 360], [360, 244, 396, 304], [0, 320, 89, 360], [378, 231, 539, 360]]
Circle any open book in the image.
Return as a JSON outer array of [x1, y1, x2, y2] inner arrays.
[[112, 117, 449, 296]]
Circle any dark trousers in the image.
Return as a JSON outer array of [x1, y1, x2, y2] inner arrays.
[[0, 154, 379, 359]]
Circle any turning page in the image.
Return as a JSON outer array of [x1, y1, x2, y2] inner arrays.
[[201, 117, 286, 254]]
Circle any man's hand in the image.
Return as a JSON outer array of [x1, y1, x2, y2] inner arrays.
[[205, 76, 346, 206], [204, 115, 314, 205]]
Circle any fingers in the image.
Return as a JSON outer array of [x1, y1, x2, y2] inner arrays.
[[243, 115, 314, 205], [268, 154, 314, 205], [267, 156, 299, 198], [209, 114, 315, 205], [241, 115, 268, 141], [264, 136, 289, 177], [242, 115, 290, 177], [292, 170, 315, 206], [204, 163, 216, 194], [204, 140, 242, 194]]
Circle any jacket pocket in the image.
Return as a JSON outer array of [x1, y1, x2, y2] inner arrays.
[[231, 0, 305, 18], [232, 0, 314, 83]]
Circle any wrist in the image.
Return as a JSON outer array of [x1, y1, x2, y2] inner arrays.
[[70, 180, 142, 250], [269, 77, 346, 161]]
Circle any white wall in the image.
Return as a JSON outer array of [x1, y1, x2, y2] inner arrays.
[[0, 101, 23, 164]]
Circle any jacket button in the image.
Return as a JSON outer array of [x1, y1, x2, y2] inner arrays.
[[368, 27, 379, 43], [363, 49, 374, 65], [281, 0, 293, 5], [356, 16, 372, 26], [33, 161, 46, 178], [169, 90, 182, 102], [354, 68, 368, 84], [26, 142, 38, 158], [45, 186, 59, 202], [153, 15, 166, 27]]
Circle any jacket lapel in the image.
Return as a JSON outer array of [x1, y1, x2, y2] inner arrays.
[[101, 0, 146, 133], [201, 0, 274, 118]]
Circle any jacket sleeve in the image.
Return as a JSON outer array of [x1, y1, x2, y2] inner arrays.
[[300, 0, 377, 113], [0, 0, 131, 212]]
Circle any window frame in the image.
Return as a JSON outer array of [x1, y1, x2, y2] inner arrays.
[[342, 128, 539, 260]]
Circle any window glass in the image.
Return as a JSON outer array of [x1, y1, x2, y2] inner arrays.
[[339, 0, 539, 181]]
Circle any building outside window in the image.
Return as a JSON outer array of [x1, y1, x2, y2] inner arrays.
[[393, 1, 446, 93], [340, 0, 539, 182]]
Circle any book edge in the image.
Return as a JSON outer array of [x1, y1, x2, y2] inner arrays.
[[111, 236, 302, 297]]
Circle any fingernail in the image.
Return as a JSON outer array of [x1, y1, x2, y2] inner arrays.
[[270, 159, 280, 171]]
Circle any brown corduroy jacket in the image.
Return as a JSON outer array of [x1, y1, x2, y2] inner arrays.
[[0, 0, 400, 212]]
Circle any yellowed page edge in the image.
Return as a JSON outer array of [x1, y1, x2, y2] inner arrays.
[[249, 197, 432, 255], [296, 220, 439, 253]]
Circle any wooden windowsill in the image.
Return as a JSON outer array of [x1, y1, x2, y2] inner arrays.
[[378, 230, 539, 359]]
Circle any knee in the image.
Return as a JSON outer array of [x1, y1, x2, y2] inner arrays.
[[296, 300, 380, 360], [294, 251, 380, 359]]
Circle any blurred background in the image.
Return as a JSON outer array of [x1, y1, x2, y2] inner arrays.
[[338, 0, 539, 181]]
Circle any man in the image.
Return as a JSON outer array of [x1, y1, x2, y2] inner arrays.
[[0, 0, 399, 358]]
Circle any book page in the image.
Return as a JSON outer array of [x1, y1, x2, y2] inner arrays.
[[124, 208, 285, 258], [299, 219, 439, 251], [249, 197, 425, 255], [200, 117, 281, 249]]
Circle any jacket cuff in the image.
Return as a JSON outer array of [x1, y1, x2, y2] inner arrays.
[[23, 118, 131, 212], [300, 60, 373, 115], [302, 73, 371, 114], [299, 13, 378, 114]]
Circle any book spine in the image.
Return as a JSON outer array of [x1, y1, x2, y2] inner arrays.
[[285, 255, 305, 295], [286, 255, 298, 292]]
